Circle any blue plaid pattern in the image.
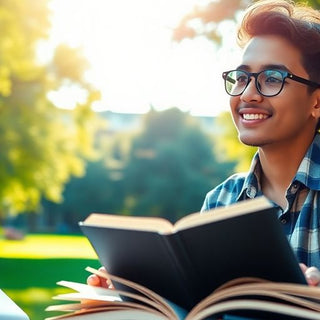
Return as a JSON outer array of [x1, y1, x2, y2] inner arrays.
[[201, 134, 320, 268]]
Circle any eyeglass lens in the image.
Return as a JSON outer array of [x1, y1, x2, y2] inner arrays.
[[224, 70, 284, 96]]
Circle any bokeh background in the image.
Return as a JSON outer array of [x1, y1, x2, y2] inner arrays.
[[0, 0, 319, 319]]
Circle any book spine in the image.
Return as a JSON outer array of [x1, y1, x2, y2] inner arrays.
[[162, 233, 198, 310]]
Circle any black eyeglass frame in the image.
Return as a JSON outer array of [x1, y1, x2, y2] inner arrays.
[[222, 69, 320, 97]]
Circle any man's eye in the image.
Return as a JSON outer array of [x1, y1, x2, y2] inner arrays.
[[236, 76, 247, 83], [266, 77, 282, 83]]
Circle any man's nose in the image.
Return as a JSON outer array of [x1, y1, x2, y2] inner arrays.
[[240, 78, 263, 103]]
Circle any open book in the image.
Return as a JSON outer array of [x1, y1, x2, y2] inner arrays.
[[45, 267, 320, 320], [46, 196, 312, 319]]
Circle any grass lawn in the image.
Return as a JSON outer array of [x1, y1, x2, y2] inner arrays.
[[0, 234, 101, 320]]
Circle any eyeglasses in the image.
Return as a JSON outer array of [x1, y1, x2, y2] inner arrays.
[[222, 69, 320, 97]]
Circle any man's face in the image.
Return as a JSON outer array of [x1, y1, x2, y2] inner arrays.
[[229, 34, 320, 148]]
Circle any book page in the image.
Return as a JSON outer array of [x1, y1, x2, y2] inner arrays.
[[81, 213, 174, 233], [188, 281, 320, 319], [46, 267, 179, 320], [55, 280, 121, 301], [173, 196, 272, 232], [186, 299, 320, 320], [46, 267, 179, 319], [80, 196, 272, 235], [85, 266, 178, 318], [45, 308, 168, 320]]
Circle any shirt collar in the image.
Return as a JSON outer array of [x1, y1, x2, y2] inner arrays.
[[294, 133, 320, 191], [236, 151, 261, 201], [236, 133, 320, 200]]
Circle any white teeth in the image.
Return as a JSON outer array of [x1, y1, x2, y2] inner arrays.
[[242, 114, 268, 120]]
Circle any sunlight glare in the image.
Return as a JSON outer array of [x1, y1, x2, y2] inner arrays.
[[47, 0, 241, 116], [48, 84, 88, 110]]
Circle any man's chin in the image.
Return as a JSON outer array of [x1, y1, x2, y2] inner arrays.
[[238, 135, 264, 147]]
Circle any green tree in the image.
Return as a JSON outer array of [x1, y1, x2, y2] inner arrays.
[[42, 159, 126, 232], [214, 112, 256, 171], [123, 108, 235, 222], [40, 126, 137, 232], [0, 0, 102, 216]]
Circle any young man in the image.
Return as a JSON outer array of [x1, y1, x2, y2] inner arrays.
[[88, 0, 320, 287], [201, 0, 320, 284]]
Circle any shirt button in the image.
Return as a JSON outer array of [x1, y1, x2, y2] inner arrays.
[[280, 219, 287, 224], [247, 186, 257, 198], [290, 183, 299, 193]]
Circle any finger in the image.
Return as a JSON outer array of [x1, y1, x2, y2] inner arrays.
[[305, 267, 320, 286], [299, 263, 308, 273], [98, 266, 106, 272], [100, 277, 111, 289], [87, 273, 111, 288], [98, 266, 114, 289], [86, 266, 113, 288], [87, 274, 101, 286]]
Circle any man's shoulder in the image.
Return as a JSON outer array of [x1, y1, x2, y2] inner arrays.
[[201, 173, 248, 211]]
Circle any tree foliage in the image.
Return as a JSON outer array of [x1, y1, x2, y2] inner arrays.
[[173, 0, 320, 44], [42, 108, 236, 229], [123, 108, 235, 222], [42, 159, 126, 232], [0, 0, 102, 216], [172, 0, 250, 45], [213, 112, 256, 171]]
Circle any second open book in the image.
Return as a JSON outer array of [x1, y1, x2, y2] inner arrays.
[[46, 266, 320, 320], [46, 196, 320, 319]]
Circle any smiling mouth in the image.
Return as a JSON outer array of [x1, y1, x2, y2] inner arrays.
[[242, 113, 269, 120]]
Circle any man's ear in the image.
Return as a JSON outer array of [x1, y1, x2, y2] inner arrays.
[[311, 90, 320, 118]]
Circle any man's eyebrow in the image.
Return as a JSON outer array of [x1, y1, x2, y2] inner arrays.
[[262, 64, 290, 72], [235, 64, 291, 72], [236, 65, 249, 71]]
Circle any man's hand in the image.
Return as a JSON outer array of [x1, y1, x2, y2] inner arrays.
[[300, 263, 320, 286], [86, 266, 114, 289]]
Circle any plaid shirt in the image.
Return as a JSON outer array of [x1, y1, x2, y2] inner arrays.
[[201, 133, 320, 268]]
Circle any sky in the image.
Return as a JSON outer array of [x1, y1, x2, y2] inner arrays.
[[41, 0, 242, 116]]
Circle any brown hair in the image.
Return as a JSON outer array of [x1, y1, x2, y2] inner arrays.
[[238, 0, 320, 84]]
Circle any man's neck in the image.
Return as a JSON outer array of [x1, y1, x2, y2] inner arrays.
[[258, 135, 314, 209]]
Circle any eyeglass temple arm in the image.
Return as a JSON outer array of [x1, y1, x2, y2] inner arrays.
[[288, 74, 320, 88]]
